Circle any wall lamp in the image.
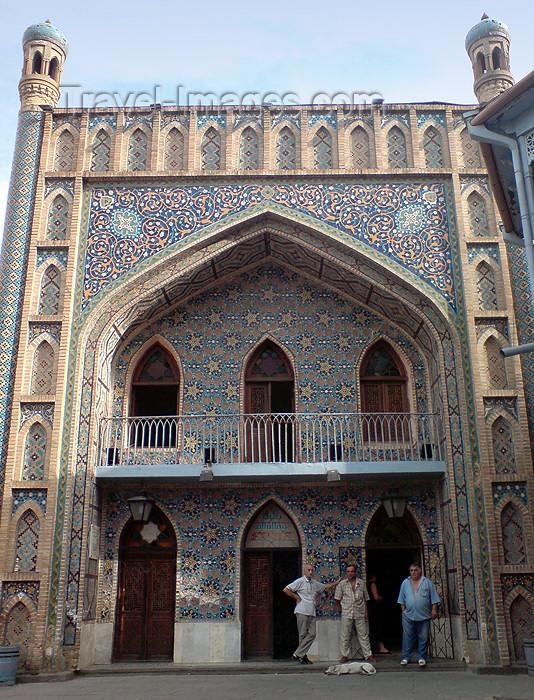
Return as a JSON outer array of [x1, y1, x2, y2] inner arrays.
[[326, 469, 341, 482], [200, 462, 214, 482], [382, 496, 407, 519], [127, 495, 154, 523]]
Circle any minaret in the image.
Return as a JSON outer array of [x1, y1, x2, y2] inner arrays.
[[19, 19, 68, 111], [465, 13, 514, 104]]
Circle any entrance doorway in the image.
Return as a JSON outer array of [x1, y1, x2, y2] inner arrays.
[[242, 503, 300, 658], [113, 506, 176, 661], [365, 506, 422, 652]]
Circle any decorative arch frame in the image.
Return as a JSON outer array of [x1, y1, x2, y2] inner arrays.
[[271, 123, 301, 170], [464, 185, 495, 238], [385, 122, 412, 169], [28, 333, 60, 397], [487, 410, 518, 475], [494, 495, 531, 566], [482, 332, 509, 391], [473, 256, 502, 311], [51, 125, 78, 172], [234, 122, 264, 171], [123, 124, 152, 171], [42, 188, 73, 241], [196, 122, 226, 171], [0, 592, 38, 667], [346, 122, 375, 169], [308, 121, 338, 169], [458, 126, 483, 169], [420, 122, 450, 169], [503, 585, 534, 663], [12, 507, 41, 572], [88, 123, 115, 172], [160, 122, 188, 171], [17, 416, 52, 481]]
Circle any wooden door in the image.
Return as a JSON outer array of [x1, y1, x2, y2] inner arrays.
[[115, 555, 146, 660], [243, 552, 271, 657]]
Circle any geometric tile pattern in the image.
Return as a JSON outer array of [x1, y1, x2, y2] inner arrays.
[[467, 244, 499, 264], [308, 112, 337, 128], [82, 181, 456, 309], [22, 423, 47, 480], [276, 127, 296, 170], [14, 509, 40, 572], [416, 112, 446, 129], [2, 601, 31, 665], [313, 126, 333, 169], [460, 128, 482, 169], [1, 582, 40, 608], [476, 261, 498, 310], [486, 336, 507, 389], [475, 318, 508, 342], [350, 126, 371, 169], [271, 111, 301, 131], [492, 481, 527, 506], [201, 127, 221, 171], [387, 127, 408, 168], [127, 129, 148, 171], [54, 130, 75, 171], [423, 126, 444, 168], [11, 488, 47, 515], [38, 266, 61, 315], [468, 192, 490, 236], [510, 595, 534, 661], [492, 417, 516, 474], [46, 195, 69, 240], [164, 128, 184, 171], [238, 127, 259, 170], [30, 341, 54, 394], [19, 402, 54, 428], [500, 502, 525, 565], [90, 129, 111, 172], [196, 114, 226, 131]]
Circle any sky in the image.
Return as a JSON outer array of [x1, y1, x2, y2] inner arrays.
[[1, 1, 533, 235]]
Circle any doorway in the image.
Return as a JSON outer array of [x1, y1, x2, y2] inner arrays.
[[242, 503, 300, 658], [365, 506, 422, 652], [113, 506, 176, 660]]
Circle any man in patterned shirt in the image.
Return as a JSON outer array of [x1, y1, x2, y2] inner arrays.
[[334, 564, 374, 663]]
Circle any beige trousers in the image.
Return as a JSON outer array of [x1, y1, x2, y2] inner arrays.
[[340, 616, 372, 659]]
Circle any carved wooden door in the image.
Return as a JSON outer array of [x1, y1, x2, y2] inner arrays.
[[243, 552, 271, 657]]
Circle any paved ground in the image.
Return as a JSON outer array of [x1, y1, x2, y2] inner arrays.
[[1, 668, 533, 700]]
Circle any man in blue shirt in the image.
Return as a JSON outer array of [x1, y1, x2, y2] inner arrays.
[[397, 563, 440, 667]]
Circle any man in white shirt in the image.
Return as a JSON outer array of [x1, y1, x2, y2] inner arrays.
[[283, 563, 342, 664]]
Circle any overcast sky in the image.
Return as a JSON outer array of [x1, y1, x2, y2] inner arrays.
[[1, 1, 533, 235]]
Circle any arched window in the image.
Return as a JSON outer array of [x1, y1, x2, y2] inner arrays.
[[460, 128, 482, 168], [238, 127, 259, 170], [360, 342, 408, 412], [313, 126, 333, 169], [131, 346, 180, 447], [492, 47, 502, 70], [14, 510, 40, 572], [164, 127, 185, 170], [38, 265, 62, 315], [423, 126, 444, 168], [49, 57, 59, 80], [468, 191, 490, 236], [128, 128, 148, 171], [492, 416, 516, 474], [46, 195, 69, 240], [32, 52, 42, 74], [501, 502, 526, 565], [275, 127, 296, 170], [90, 128, 111, 172], [22, 423, 47, 480], [3, 602, 31, 666], [477, 52, 486, 75], [486, 336, 507, 389], [350, 126, 371, 169], [54, 130, 75, 171], [476, 261, 498, 310], [31, 341, 55, 394], [387, 126, 407, 168], [510, 596, 534, 661], [201, 127, 221, 171]]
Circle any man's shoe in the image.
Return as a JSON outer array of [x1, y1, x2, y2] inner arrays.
[[365, 655, 376, 662], [418, 659, 426, 667], [292, 654, 300, 662], [400, 659, 409, 666], [300, 655, 313, 665], [339, 656, 348, 663]]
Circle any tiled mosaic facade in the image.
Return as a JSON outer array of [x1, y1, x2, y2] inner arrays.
[[1, 28, 534, 672]]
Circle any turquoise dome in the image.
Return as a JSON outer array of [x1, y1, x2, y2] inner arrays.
[[23, 20, 68, 55], [465, 17, 510, 50]]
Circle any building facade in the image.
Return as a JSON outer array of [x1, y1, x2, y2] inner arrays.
[[1, 17, 534, 673]]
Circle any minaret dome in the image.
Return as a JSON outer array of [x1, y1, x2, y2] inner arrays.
[[19, 20, 68, 111], [465, 14, 514, 104]]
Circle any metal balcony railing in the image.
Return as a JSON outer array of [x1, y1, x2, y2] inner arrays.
[[97, 412, 444, 468]]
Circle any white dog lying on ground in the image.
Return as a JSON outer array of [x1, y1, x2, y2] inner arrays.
[[324, 661, 376, 675]]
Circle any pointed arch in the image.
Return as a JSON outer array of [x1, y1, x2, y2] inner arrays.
[[492, 47, 503, 70], [387, 126, 408, 168], [501, 501, 526, 565], [46, 194, 69, 240], [475, 260, 498, 310], [164, 126, 185, 170], [508, 593, 534, 661], [467, 191, 490, 236], [14, 509, 40, 572], [423, 125, 444, 168], [38, 264, 62, 315], [54, 129, 75, 171], [127, 127, 149, 171], [238, 126, 260, 170], [32, 51, 42, 74], [313, 126, 333, 169], [360, 340, 409, 413], [485, 336, 507, 389], [491, 416, 516, 474], [90, 128, 112, 172], [2, 601, 32, 666], [201, 126, 222, 171], [460, 127, 482, 168], [31, 340, 55, 394], [49, 56, 59, 81], [275, 126, 297, 170], [350, 125, 371, 169], [22, 422, 47, 480]]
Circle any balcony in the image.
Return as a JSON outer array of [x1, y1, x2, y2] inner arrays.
[[94, 412, 445, 483]]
